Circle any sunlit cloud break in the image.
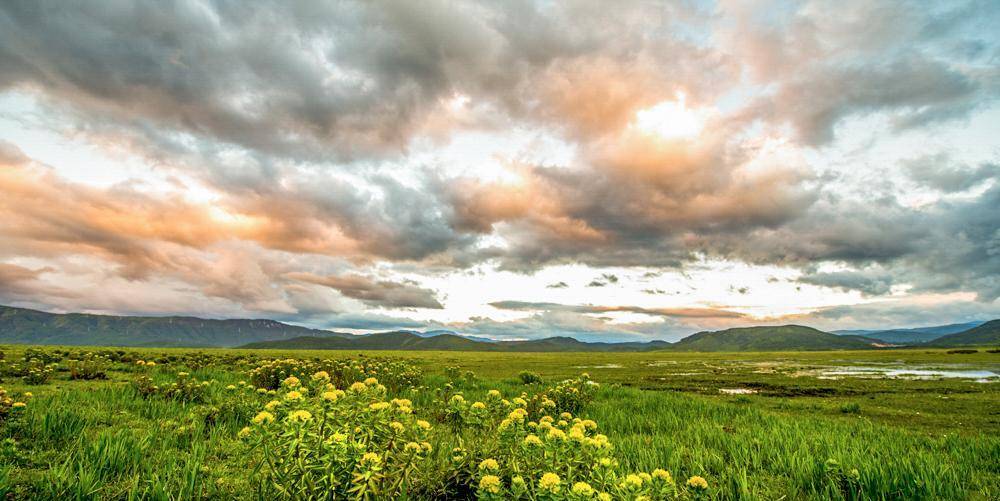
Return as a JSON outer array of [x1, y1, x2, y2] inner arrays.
[[0, 0, 998, 341]]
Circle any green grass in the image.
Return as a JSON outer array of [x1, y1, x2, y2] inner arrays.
[[0, 345, 996, 499]]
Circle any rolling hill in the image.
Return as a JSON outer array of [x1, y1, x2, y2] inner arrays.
[[10, 303, 991, 353], [0, 305, 352, 347], [669, 325, 876, 352], [833, 321, 984, 344], [240, 333, 672, 352], [924, 320, 1000, 347]]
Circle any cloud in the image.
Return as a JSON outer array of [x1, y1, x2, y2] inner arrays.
[[905, 154, 998, 192], [0, 262, 72, 301], [0, 140, 28, 165], [285, 272, 443, 309], [489, 300, 746, 319], [798, 269, 895, 296], [0, 0, 998, 339], [586, 273, 619, 287]]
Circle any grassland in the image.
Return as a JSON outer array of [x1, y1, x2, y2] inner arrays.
[[0, 345, 996, 499]]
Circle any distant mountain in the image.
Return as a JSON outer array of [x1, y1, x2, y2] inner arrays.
[[241, 332, 672, 352], [833, 321, 985, 344], [4, 304, 944, 353], [402, 329, 499, 343], [924, 320, 1000, 347], [669, 325, 875, 352], [242, 327, 875, 353], [0, 305, 352, 347]]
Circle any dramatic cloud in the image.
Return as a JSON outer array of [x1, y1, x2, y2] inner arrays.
[[285, 272, 443, 310], [0, 1, 998, 339]]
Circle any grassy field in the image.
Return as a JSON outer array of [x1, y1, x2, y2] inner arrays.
[[0, 345, 996, 499]]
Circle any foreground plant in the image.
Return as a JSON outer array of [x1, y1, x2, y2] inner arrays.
[[245, 371, 710, 500]]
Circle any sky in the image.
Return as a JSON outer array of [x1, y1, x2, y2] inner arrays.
[[0, 0, 999, 342]]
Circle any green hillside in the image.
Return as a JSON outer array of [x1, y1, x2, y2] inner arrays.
[[0, 305, 350, 347], [925, 320, 1000, 347], [669, 325, 875, 352]]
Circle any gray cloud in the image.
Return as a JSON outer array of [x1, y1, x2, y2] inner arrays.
[[905, 154, 998, 192], [285, 272, 443, 309], [798, 269, 895, 296], [0, 0, 998, 336], [489, 300, 746, 319]]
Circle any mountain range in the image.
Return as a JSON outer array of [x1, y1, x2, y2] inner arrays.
[[1, 304, 997, 352], [832, 321, 984, 344], [0, 304, 350, 347]]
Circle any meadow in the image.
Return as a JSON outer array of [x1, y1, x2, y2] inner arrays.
[[0, 345, 996, 500]]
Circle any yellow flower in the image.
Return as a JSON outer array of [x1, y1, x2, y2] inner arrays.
[[264, 400, 281, 410], [622, 474, 644, 488], [420, 441, 432, 452], [226, 384, 237, 390], [252, 411, 275, 424], [511, 475, 525, 487], [349, 382, 367, 392], [471, 401, 486, 410], [404, 442, 422, 453], [450, 394, 465, 404], [478, 458, 499, 471], [281, 376, 301, 388], [487, 389, 502, 398], [177, 372, 189, 377], [363, 377, 379, 386], [285, 390, 303, 401], [146, 361, 156, 367], [652, 469, 673, 483], [11, 402, 26, 409], [597, 493, 612, 501], [479, 475, 502, 494], [360, 452, 381, 467], [547, 428, 567, 441], [322, 391, 339, 401], [539, 472, 561, 493], [330, 432, 347, 443], [311, 371, 330, 382], [582, 419, 597, 430], [592, 434, 610, 448], [572, 482, 594, 496], [560, 412, 573, 420], [524, 434, 543, 446], [390, 421, 405, 433], [22, 392, 32, 398], [238, 426, 252, 438], [368, 402, 390, 411], [507, 408, 528, 422], [686, 476, 708, 490], [287, 409, 312, 422], [416, 419, 432, 431], [512, 397, 527, 407]]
